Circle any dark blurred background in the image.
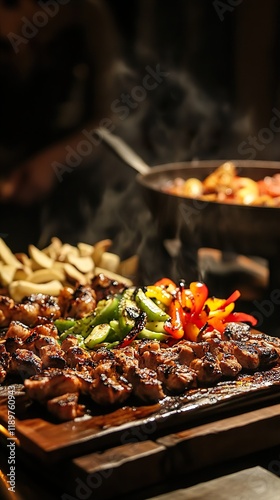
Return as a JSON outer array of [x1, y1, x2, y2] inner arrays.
[[1, 0, 280, 308]]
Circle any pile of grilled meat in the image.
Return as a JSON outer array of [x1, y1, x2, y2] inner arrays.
[[1, 275, 280, 421]]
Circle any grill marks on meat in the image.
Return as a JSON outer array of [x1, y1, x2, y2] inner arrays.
[[24, 369, 83, 401], [47, 392, 85, 421], [0, 284, 97, 329], [1, 308, 280, 420], [0, 296, 14, 327], [89, 361, 132, 406], [0, 344, 10, 382], [10, 349, 42, 378], [58, 285, 96, 319]]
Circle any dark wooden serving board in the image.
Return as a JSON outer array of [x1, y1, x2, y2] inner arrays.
[[1, 367, 280, 463]]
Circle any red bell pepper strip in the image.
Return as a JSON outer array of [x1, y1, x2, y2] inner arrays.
[[225, 312, 258, 326], [164, 298, 185, 339], [153, 278, 177, 293]]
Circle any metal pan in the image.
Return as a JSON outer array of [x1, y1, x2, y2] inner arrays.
[[96, 128, 280, 283]]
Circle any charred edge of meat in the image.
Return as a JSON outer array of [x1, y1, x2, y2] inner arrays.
[[223, 322, 251, 341], [91, 274, 127, 301]]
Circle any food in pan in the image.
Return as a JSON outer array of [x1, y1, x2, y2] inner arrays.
[[163, 161, 280, 206], [1, 274, 280, 421]]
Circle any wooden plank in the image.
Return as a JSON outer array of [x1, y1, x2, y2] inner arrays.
[[157, 403, 280, 475], [59, 440, 166, 500], [1, 375, 280, 462]]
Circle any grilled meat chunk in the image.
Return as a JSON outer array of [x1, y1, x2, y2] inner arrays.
[[12, 294, 61, 326], [32, 323, 59, 339], [233, 342, 260, 370], [5, 321, 30, 341], [127, 367, 165, 402], [10, 349, 42, 378], [157, 363, 197, 393], [64, 346, 92, 368], [47, 393, 86, 421], [223, 322, 252, 341], [190, 352, 223, 384], [89, 361, 132, 405], [58, 285, 96, 319], [0, 344, 10, 382], [0, 296, 14, 326], [24, 369, 83, 401], [39, 345, 66, 369], [91, 274, 126, 301], [139, 348, 178, 371], [61, 335, 80, 352]]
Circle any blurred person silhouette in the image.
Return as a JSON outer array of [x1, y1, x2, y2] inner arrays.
[[0, 0, 125, 250]]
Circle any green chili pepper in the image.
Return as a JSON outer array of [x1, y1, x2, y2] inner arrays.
[[55, 319, 76, 334], [58, 296, 121, 339], [84, 324, 111, 348], [137, 329, 169, 342], [118, 288, 140, 335], [145, 321, 166, 333], [135, 288, 170, 322]]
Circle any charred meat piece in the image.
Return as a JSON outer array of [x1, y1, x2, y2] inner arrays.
[[34, 335, 59, 353], [207, 339, 242, 378], [157, 363, 197, 393], [246, 340, 279, 369], [233, 342, 261, 370], [137, 339, 162, 355], [0, 296, 15, 327], [91, 347, 116, 364], [190, 352, 222, 384], [126, 366, 165, 402], [47, 392, 86, 421], [139, 348, 178, 371], [89, 361, 132, 405], [32, 323, 59, 339], [0, 344, 10, 382], [39, 345, 66, 369], [5, 321, 30, 341], [12, 294, 61, 326], [64, 346, 92, 369], [58, 285, 96, 319], [61, 335, 80, 352], [24, 369, 83, 401], [175, 342, 196, 365], [91, 274, 127, 301], [223, 322, 252, 342], [10, 349, 42, 378]]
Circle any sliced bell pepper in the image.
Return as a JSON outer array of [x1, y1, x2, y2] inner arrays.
[[145, 285, 173, 306], [183, 322, 200, 342], [225, 312, 258, 326], [189, 282, 208, 315], [153, 278, 177, 294], [164, 298, 185, 339], [135, 288, 170, 322]]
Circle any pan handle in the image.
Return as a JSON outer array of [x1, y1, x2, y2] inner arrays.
[[94, 127, 151, 175]]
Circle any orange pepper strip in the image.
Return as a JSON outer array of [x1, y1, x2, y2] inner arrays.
[[164, 298, 185, 339], [189, 282, 208, 315], [183, 322, 200, 342]]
